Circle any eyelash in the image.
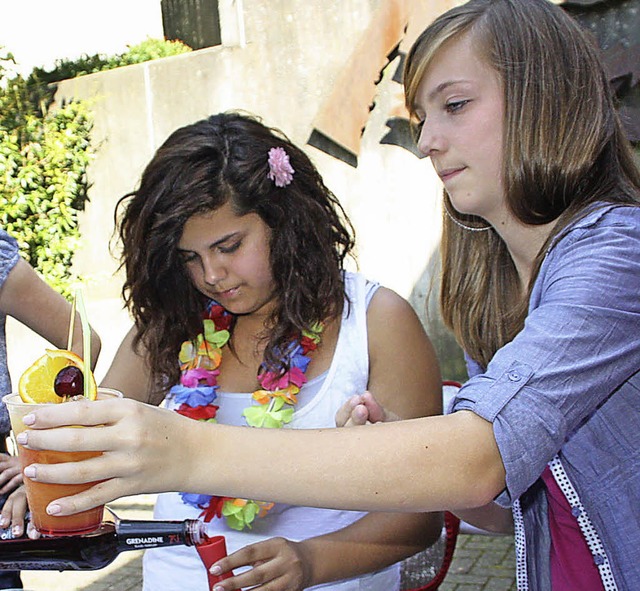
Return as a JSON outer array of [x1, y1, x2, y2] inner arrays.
[[413, 98, 469, 132], [181, 253, 197, 264], [218, 240, 241, 254], [179, 240, 242, 264], [445, 99, 470, 113]]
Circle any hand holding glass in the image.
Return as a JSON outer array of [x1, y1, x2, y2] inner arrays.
[[3, 388, 122, 536]]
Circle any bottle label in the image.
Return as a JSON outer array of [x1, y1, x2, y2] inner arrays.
[[116, 519, 197, 551], [122, 533, 185, 550]]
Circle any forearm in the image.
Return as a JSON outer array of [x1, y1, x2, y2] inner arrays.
[[453, 502, 514, 534], [68, 321, 101, 369], [300, 512, 442, 586], [185, 411, 505, 512], [22, 402, 506, 517], [1, 258, 101, 367]]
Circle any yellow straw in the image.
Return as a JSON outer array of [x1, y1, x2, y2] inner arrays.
[[66, 294, 76, 351], [74, 289, 92, 400]]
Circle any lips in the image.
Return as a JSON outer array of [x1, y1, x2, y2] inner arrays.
[[211, 286, 239, 299], [437, 167, 465, 183]]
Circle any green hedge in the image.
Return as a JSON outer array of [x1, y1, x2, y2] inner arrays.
[[0, 39, 191, 297], [29, 38, 191, 85], [0, 102, 93, 298]]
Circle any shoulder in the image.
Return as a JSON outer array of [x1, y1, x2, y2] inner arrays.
[[367, 286, 417, 318], [552, 203, 640, 250], [545, 204, 640, 272], [366, 286, 430, 350], [343, 273, 429, 342], [534, 203, 640, 310], [0, 229, 20, 287]]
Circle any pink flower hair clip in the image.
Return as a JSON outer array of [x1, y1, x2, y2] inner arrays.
[[267, 147, 295, 187]]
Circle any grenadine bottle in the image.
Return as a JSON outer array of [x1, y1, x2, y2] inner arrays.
[[0, 518, 209, 571]]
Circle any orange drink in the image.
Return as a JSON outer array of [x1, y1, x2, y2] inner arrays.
[[3, 388, 122, 536]]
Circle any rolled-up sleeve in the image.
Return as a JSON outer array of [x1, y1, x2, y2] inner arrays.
[[452, 206, 640, 505]]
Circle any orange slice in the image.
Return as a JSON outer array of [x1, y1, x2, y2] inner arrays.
[[18, 349, 97, 404]]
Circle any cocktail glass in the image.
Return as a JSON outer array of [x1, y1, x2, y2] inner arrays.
[[3, 388, 122, 536]]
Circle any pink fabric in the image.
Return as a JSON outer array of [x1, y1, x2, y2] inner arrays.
[[541, 466, 604, 591]]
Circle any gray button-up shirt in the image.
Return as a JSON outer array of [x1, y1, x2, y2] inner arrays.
[[454, 204, 640, 589]]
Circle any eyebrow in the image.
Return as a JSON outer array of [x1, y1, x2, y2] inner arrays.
[[411, 79, 473, 114], [177, 231, 241, 252], [428, 79, 472, 101]]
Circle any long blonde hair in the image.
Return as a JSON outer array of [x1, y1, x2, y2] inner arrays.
[[404, 0, 640, 368]]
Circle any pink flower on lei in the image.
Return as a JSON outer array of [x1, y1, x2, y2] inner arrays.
[[181, 368, 220, 388], [260, 366, 307, 391], [267, 147, 295, 187]]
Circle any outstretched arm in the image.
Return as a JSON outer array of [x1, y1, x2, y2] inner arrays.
[[0, 258, 101, 368], [19, 400, 504, 514]]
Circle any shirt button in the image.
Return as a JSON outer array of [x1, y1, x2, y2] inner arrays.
[[594, 554, 605, 566], [571, 506, 582, 518], [507, 371, 521, 382]]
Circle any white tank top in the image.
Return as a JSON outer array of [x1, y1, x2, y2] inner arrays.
[[143, 272, 401, 590]]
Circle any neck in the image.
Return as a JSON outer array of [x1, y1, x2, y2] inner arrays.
[[493, 217, 557, 289]]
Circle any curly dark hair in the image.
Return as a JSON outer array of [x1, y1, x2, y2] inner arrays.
[[116, 111, 355, 402]]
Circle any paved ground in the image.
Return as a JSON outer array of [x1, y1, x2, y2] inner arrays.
[[439, 534, 516, 591], [17, 496, 517, 590]]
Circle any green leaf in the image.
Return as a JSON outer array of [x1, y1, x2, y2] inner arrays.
[[202, 319, 230, 348]]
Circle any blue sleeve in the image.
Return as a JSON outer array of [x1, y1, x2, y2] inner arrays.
[[0, 229, 20, 289], [451, 205, 640, 503]]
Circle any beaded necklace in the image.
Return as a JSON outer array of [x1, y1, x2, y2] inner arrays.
[[169, 300, 322, 530]]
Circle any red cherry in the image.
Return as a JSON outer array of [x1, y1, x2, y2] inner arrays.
[[54, 366, 84, 397]]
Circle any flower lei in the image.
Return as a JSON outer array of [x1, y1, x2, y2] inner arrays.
[[169, 301, 322, 530]]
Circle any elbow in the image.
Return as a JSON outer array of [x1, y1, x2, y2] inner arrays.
[[452, 411, 506, 509], [459, 459, 506, 510], [467, 478, 504, 509]]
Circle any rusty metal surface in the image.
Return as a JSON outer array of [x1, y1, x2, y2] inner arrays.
[[562, 0, 640, 141], [311, 0, 639, 164], [309, 0, 459, 163], [309, 0, 410, 160]]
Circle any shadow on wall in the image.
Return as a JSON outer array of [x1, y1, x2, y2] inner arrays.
[[408, 247, 467, 384]]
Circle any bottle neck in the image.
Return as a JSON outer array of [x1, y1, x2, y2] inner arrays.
[[116, 519, 205, 551]]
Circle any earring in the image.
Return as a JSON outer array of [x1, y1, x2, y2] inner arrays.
[[443, 198, 492, 232]]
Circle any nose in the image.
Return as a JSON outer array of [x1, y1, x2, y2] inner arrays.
[[201, 254, 227, 286], [416, 119, 445, 158]]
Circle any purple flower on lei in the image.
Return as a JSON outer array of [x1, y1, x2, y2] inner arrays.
[[169, 383, 218, 407], [288, 343, 312, 372], [267, 147, 295, 187], [181, 493, 212, 508]]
